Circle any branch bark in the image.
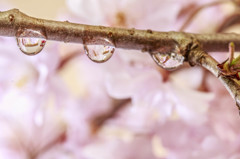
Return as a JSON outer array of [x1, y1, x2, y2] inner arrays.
[[1, 9, 240, 110], [1, 9, 240, 53], [188, 46, 240, 111]]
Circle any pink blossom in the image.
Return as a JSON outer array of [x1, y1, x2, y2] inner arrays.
[[66, 0, 180, 30]]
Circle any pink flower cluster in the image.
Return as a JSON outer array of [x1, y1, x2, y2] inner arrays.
[[0, 0, 240, 159]]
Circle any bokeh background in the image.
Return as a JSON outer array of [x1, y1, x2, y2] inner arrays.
[[7, 0, 66, 19], [0, 0, 240, 159]]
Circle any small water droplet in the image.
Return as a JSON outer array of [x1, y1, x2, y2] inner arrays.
[[152, 52, 184, 70], [84, 38, 115, 63], [16, 29, 46, 56]]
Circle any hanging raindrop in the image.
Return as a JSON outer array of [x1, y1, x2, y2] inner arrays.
[[16, 29, 47, 55], [151, 52, 184, 70], [84, 38, 115, 63]]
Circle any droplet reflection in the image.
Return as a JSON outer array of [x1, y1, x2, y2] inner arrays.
[[84, 38, 115, 63], [16, 29, 46, 55], [152, 52, 184, 70]]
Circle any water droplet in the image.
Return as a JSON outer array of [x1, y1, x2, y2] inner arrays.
[[84, 38, 115, 63], [16, 29, 46, 55], [152, 52, 184, 70]]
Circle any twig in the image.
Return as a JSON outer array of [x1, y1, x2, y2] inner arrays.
[[1, 9, 240, 111], [216, 13, 240, 32], [229, 42, 235, 65], [188, 45, 240, 111], [57, 51, 81, 70], [179, 0, 230, 31], [1, 9, 240, 53], [90, 98, 131, 134]]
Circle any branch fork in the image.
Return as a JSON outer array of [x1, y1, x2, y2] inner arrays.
[[188, 41, 240, 112]]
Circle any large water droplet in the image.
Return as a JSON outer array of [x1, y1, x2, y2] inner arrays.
[[84, 38, 115, 63], [16, 29, 46, 55], [152, 52, 184, 70]]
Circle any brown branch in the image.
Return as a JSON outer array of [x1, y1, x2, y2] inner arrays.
[[1, 9, 240, 111], [216, 13, 240, 32], [188, 45, 240, 112], [90, 98, 131, 134], [1, 9, 240, 53], [57, 51, 81, 70], [179, 0, 230, 31]]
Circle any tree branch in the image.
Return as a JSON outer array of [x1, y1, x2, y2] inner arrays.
[[188, 46, 240, 111], [179, 0, 229, 31], [1, 9, 240, 53], [1, 9, 240, 110]]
